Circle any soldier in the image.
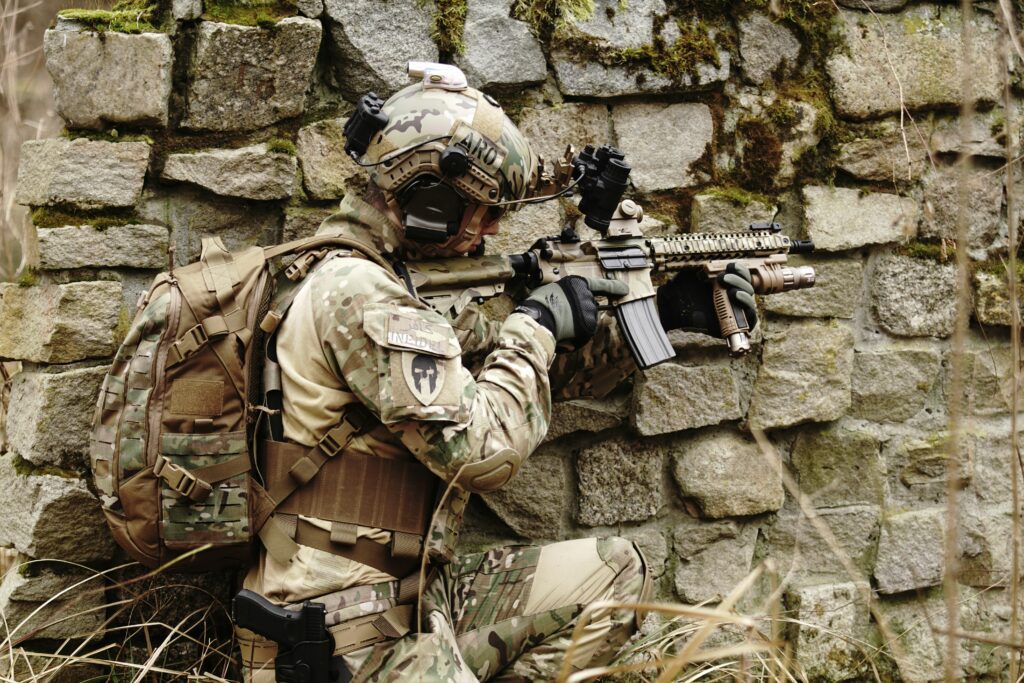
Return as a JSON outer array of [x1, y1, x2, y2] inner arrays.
[[237, 62, 756, 682]]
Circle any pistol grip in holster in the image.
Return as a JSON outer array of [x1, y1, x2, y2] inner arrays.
[[712, 279, 751, 356]]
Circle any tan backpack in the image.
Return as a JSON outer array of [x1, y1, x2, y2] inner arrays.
[[89, 234, 391, 570]]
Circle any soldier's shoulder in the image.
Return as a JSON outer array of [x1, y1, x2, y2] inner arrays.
[[304, 253, 409, 316]]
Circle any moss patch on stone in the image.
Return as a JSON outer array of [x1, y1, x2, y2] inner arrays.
[[60, 129, 154, 145], [31, 207, 139, 230], [703, 185, 773, 207], [552, 15, 722, 84], [734, 118, 782, 194], [897, 239, 955, 262], [267, 137, 297, 155], [16, 268, 38, 288], [512, 0, 595, 41], [429, 0, 468, 57], [58, 0, 162, 33], [10, 453, 80, 479], [201, 0, 296, 27]]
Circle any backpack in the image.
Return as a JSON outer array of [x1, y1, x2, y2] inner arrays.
[[89, 233, 393, 570]]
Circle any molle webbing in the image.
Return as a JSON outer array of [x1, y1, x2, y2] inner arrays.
[[263, 440, 436, 537], [283, 515, 423, 579]]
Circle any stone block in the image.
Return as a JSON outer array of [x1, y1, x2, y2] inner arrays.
[[886, 431, 955, 505], [871, 253, 956, 338], [137, 187, 282, 265], [0, 454, 117, 562], [748, 319, 854, 430], [324, 0, 437, 98], [836, 123, 930, 183], [802, 185, 917, 252], [183, 18, 322, 131], [456, 0, 546, 90], [0, 281, 123, 364], [0, 563, 106, 640], [920, 166, 1003, 260], [551, 47, 729, 98], [297, 118, 363, 201], [738, 13, 801, 84], [37, 224, 168, 270], [877, 587, 1009, 682], [850, 347, 941, 422], [162, 144, 297, 200], [44, 29, 172, 129], [671, 427, 784, 518], [689, 191, 776, 234], [789, 582, 872, 682], [973, 270, 1022, 327], [673, 520, 758, 604], [792, 422, 884, 508], [482, 445, 566, 539], [764, 505, 880, 581], [611, 103, 713, 192], [631, 362, 743, 436], [172, 0, 202, 20], [15, 139, 149, 209], [958, 501, 1021, 588], [827, 6, 1002, 120], [283, 206, 335, 242], [482, 200, 563, 255], [874, 507, 945, 593], [296, 0, 322, 17], [515, 103, 612, 169], [764, 256, 863, 319], [576, 438, 663, 526], [7, 365, 109, 467], [545, 395, 627, 442], [963, 342, 1022, 417], [931, 109, 1013, 159]]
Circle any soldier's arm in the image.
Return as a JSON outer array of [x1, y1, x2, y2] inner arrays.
[[310, 259, 556, 494], [451, 300, 637, 399]]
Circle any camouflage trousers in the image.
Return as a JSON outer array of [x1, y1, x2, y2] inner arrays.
[[239, 536, 650, 682]]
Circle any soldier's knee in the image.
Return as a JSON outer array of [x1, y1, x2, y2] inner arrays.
[[596, 536, 652, 600]]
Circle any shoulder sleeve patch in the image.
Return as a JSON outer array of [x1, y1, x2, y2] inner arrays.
[[364, 304, 460, 359]]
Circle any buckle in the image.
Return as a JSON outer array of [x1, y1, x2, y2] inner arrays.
[[318, 426, 351, 458], [153, 455, 213, 502], [285, 251, 322, 281], [169, 324, 209, 365]]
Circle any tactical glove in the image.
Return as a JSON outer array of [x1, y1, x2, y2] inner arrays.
[[514, 275, 630, 350], [656, 263, 758, 337]]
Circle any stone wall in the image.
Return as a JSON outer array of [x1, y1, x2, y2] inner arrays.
[[0, 0, 1021, 679]]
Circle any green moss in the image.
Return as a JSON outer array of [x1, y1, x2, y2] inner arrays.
[[9, 453, 79, 479], [113, 306, 132, 348], [511, 0, 594, 41], [765, 99, 800, 130], [553, 16, 720, 83], [267, 137, 297, 156], [31, 206, 138, 230], [58, 0, 161, 33], [703, 185, 772, 208], [429, 0, 468, 56], [735, 119, 782, 194], [897, 239, 954, 262], [201, 0, 295, 27], [16, 268, 38, 288], [977, 258, 1024, 283], [60, 129, 154, 145]]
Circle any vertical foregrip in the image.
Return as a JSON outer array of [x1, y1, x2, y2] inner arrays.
[[712, 279, 751, 355]]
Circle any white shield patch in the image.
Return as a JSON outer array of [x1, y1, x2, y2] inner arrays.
[[402, 352, 444, 405]]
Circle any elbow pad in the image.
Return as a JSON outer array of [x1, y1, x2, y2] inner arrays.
[[454, 447, 522, 493]]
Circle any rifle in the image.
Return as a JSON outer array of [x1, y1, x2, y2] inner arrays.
[[233, 589, 345, 683], [406, 144, 817, 369]]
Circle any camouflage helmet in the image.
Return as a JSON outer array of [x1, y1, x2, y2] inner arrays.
[[356, 63, 542, 254]]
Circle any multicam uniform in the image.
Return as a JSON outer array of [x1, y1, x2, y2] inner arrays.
[[237, 194, 649, 682]]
